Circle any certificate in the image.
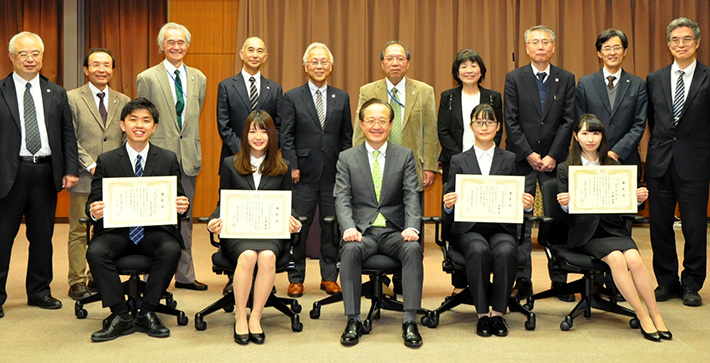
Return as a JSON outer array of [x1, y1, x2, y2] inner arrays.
[[568, 165, 637, 214], [102, 176, 177, 228], [219, 190, 292, 239], [454, 174, 525, 224]]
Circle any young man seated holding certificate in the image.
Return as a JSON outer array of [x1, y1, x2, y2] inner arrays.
[[86, 98, 189, 342], [442, 104, 534, 337]]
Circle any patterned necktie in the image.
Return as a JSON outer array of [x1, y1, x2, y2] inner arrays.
[[316, 89, 325, 129], [606, 75, 616, 90], [249, 76, 258, 110], [371, 150, 387, 227], [97, 92, 107, 126], [129, 155, 145, 245], [174, 69, 185, 131], [673, 70, 685, 125], [24, 83, 41, 155], [536, 72, 546, 83], [389, 88, 402, 144]]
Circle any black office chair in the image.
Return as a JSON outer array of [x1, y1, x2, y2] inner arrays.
[[193, 216, 306, 333], [309, 217, 433, 334], [527, 179, 640, 331], [74, 218, 188, 326]]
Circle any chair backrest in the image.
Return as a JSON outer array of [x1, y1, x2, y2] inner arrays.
[[538, 179, 570, 248]]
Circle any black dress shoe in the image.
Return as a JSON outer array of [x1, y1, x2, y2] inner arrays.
[[641, 327, 661, 342], [402, 321, 422, 348], [135, 311, 170, 338], [234, 323, 249, 345], [91, 314, 135, 342], [654, 285, 682, 301], [476, 316, 492, 337], [249, 331, 265, 344], [490, 316, 509, 337], [340, 319, 364, 346], [658, 330, 673, 340], [551, 282, 575, 302], [682, 286, 702, 306], [175, 280, 208, 291], [511, 278, 533, 299], [28, 295, 62, 309]]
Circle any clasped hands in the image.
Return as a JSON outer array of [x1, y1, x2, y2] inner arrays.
[[526, 153, 556, 172]]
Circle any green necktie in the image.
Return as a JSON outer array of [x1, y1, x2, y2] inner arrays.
[[371, 150, 387, 227], [174, 69, 185, 131], [389, 87, 402, 144]]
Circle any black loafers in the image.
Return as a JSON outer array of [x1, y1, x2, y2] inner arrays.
[[476, 316, 492, 337], [402, 321, 422, 348], [135, 311, 170, 338], [491, 316, 509, 337], [28, 295, 62, 309], [175, 280, 208, 291], [91, 314, 135, 342], [341, 319, 364, 346]]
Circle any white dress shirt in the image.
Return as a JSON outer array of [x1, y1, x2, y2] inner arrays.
[[250, 153, 266, 189], [14, 72, 50, 156], [671, 59, 697, 103]]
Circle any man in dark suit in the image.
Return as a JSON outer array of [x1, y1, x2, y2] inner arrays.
[[504, 25, 576, 300], [0, 31, 79, 318], [281, 42, 352, 298], [646, 17, 710, 307], [335, 99, 423, 348], [86, 98, 189, 341]]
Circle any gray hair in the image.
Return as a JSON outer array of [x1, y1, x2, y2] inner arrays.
[[524, 25, 556, 43], [379, 40, 411, 61], [8, 31, 44, 54], [241, 37, 267, 53], [666, 17, 701, 45], [302, 42, 334, 65], [157, 22, 191, 49]]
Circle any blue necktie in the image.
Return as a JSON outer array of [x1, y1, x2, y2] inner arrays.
[[129, 155, 144, 245]]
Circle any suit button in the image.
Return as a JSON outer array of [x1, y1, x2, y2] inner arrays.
[[180, 136, 183, 139], [673, 137, 677, 141], [537, 140, 541, 144], [540, 122, 544, 125], [609, 123, 614, 127], [104, 138, 107, 141]]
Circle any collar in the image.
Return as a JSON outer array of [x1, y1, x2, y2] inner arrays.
[[473, 143, 496, 159], [385, 77, 407, 95], [602, 67, 622, 82], [672, 59, 697, 75], [241, 69, 261, 82], [250, 153, 266, 168], [163, 60, 185, 75], [88, 82, 109, 98], [126, 142, 150, 164], [365, 141, 388, 157], [13, 72, 40, 89], [308, 80, 327, 96], [581, 155, 600, 166], [530, 63, 551, 77]]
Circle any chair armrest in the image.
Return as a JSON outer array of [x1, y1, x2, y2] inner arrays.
[[290, 216, 308, 247], [196, 217, 220, 248], [324, 216, 340, 246], [428, 216, 445, 247]]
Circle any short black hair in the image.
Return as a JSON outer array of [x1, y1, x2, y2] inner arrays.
[[359, 98, 394, 122], [595, 29, 629, 51], [120, 98, 160, 123], [451, 49, 487, 86], [83, 48, 116, 68], [470, 103, 497, 123]]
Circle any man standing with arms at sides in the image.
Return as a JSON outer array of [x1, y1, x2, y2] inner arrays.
[[0, 31, 79, 317], [281, 42, 352, 298], [137, 22, 207, 291], [646, 17, 710, 307], [504, 25, 576, 301], [66, 48, 130, 300]]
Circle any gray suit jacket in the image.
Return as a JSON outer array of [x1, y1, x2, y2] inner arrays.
[[334, 142, 420, 234], [136, 62, 207, 176], [67, 84, 130, 193]]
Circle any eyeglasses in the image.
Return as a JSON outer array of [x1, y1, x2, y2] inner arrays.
[[362, 119, 390, 126], [670, 36, 695, 46], [384, 56, 407, 64], [527, 39, 551, 47], [471, 120, 497, 128], [601, 45, 624, 54], [14, 51, 42, 61], [307, 59, 331, 67]]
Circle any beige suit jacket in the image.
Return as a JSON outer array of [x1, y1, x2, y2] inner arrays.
[[136, 62, 206, 176], [67, 84, 130, 193], [354, 78, 438, 190]]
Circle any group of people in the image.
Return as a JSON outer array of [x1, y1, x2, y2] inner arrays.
[[0, 15, 706, 348]]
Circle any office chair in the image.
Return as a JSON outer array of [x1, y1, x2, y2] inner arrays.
[[74, 218, 188, 326], [193, 216, 307, 333], [527, 179, 640, 331], [309, 217, 434, 334]]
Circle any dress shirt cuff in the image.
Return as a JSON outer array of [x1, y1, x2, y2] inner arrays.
[[560, 204, 569, 213], [524, 207, 533, 213], [86, 163, 97, 173], [405, 227, 420, 235], [443, 205, 453, 214]]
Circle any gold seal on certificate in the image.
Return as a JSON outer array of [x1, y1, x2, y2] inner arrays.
[[454, 174, 526, 224], [102, 176, 178, 228], [568, 165, 637, 214], [219, 190, 292, 239]]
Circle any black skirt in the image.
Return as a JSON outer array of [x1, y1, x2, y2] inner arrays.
[[578, 236, 637, 259], [221, 238, 285, 262]]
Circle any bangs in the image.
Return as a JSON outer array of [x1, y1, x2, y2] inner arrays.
[[471, 104, 497, 122]]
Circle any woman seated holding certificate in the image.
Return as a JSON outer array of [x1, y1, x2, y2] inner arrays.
[[442, 104, 534, 337], [556, 114, 670, 342], [207, 110, 302, 345]]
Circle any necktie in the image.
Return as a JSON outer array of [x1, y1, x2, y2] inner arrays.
[[249, 76, 258, 110], [606, 75, 616, 90], [536, 72, 546, 83], [371, 150, 387, 227], [389, 88, 402, 144], [129, 155, 145, 245], [97, 92, 107, 126], [24, 83, 41, 155], [174, 69, 185, 131], [316, 89, 325, 129], [673, 70, 685, 125]]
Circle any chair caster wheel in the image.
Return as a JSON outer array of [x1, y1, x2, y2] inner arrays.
[[309, 306, 320, 319], [362, 319, 372, 334], [291, 314, 303, 332], [291, 300, 302, 313], [560, 316, 573, 331], [421, 311, 439, 328], [629, 318, 640, 329], [223, 304, 234, 313], [74, 301, 87, 319], [177, 311, 188, 326], [525, 313, 536, 331], [195, 313, 207, 331]]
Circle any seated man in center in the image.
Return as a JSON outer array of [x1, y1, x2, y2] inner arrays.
[[334, 98, 423, 348]]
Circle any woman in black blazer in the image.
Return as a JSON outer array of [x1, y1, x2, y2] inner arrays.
[[207, 111, 302, 345], [557, 114, 670, 342]]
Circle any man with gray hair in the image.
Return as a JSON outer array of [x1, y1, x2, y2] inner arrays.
[[137, 22, 208, 291], [281, 42, 352, 297]]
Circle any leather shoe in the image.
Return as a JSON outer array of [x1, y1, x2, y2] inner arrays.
[[511, 277, 532, 299], [234, 323, 249, 345], [641, 327, 661, 342], [476, 316, 492, 337], [320, 280, 342, 295], [340, 319, 364, 346], [68, 282, 92, 300], [402, 321, 422, 348], [175, 280, 208, 291], [490, 316, 509, 337], [654, 284, 682, 301], [551, 282, 575, 302], [287, 283, 304, 297], [658, 330, 673, 340], [682, 286, 702, 306], [87, 279, 98, 293], [249, 331, 265, 344], [91, 314, 135, 342], [135, 311, 170, 338], [28, 295, 62, 309]]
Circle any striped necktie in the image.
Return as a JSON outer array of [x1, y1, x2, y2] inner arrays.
[[249, 77, 258, 110], [316, 89, 325, 129], [672, 70, 685, 125], [129, 155, 145, 245], [174, 70, 184, 131]]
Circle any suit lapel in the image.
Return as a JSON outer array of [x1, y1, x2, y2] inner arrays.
[[259, 78, 273, 108], [143, 144, 160, 176], [354, 144, 377, 205], [522, 66, 543, 116], [543, 66, 561, 119], [375, 80, 389, 108], [611, 70, 632, 119], [462, 148, 482, 175], [116, 145, 135, 176], [299, 84, 321, 129], [231, 75, 252, 110], [324, 85, 337, 130], [403, 80, 417, 129], [106, 87, 121, 129], [489, 148, 506, 175], [452, 88, 464, 129], [592, 70, 613, 116], [680, 64, 709, 119], [80, 84, 104, 129], [155, 63, 178, 128], [1, 76, 21, 131], [659, 66, 674, 116]]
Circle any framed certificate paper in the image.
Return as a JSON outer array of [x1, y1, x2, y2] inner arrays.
[[219, 190, 292, 239], [454, 174, 525, 224], [102, 176, 177, 228], [568, 165, 637, 214]]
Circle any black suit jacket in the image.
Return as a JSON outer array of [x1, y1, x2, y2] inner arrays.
[[646, 61, 710, 181], [86, 143, 186, 248], [280, 83, 352, 184], [0, 73, 78, 198], [576, 69, 647, 166], [216, 74, 283, 162], [504, 64, 576, 172]]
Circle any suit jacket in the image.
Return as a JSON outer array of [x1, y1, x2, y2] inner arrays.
[[444, 146, 518, 237], [504, 64, 576, 172], [216, 73, 283, 163], [334, 142, 420, 234], [86, 143, 186, 248], [67, 84, 130, 193], [136, 62, 206, 177], [280, 83, 352, 184], [0, 73, 79, 199], [646, 61, 710, 181], [576, 69, 647, 166], [354, 78, 438, 190]]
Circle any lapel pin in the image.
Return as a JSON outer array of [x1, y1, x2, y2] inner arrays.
[[627, 80, 630, 83], [46, 89, 51, 93], [554, 94, 557, 100], [555, 78, 559, 82], [267, 86, 271, 90], [331, 94, 335, 98]]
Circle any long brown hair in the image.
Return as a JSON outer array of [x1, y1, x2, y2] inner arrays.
[[233, 110, 288, 176], [567, 114, 614, 166]]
